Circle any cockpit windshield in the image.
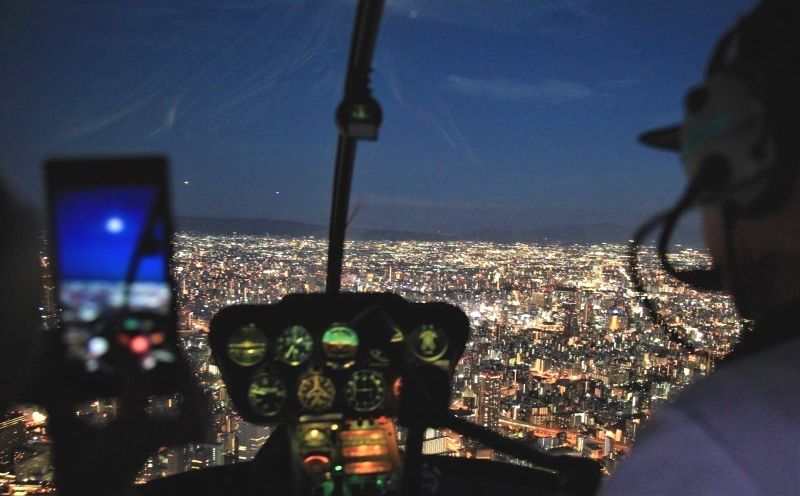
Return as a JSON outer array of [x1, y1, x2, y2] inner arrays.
[[0, 0, 758, 487]]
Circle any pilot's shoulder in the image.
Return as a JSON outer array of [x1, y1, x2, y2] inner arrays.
[[601, 405, 759, 496], [603, 340, 800, 495], [677, 337, 800, 420]]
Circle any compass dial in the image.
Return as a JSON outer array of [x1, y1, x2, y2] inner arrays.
[[276, 325, 313, 366], [297, 371, 336, 412], [345, 370, 385, 412], [247, 372, 287, 417], [227, 323, 267, 367]]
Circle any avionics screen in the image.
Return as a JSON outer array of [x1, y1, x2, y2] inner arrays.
[[54, 185, 171, 324]]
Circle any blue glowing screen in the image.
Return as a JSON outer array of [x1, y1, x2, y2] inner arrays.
[[55, 186, 166, 282]]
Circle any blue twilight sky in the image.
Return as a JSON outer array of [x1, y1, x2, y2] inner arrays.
[[0, 0, 759, 234]]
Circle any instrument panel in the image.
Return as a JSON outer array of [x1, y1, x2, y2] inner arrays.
[[209, 293, 469, 424]]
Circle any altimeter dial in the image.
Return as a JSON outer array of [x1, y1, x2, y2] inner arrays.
[[297, 371, 336, 412]]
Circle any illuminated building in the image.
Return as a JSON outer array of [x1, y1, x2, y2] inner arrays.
[[422, 429, 449, 455], [166, 446, 189, 476], [477, 372, 501, 431], [461, 388, 477, 410], [236, 421, 271, 462], [607, 308, 623, 332], [189, 443, 224, 471], [0, 413, 25, 469]]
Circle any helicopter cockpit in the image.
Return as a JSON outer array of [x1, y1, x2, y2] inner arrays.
[[0, 1, 764, 495], [137, 7, 601, 493]]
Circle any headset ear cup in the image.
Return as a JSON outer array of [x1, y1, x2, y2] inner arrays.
[[679, 71, 777, 213]]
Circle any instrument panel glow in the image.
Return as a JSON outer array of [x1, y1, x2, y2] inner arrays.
[[409, 324, 448, 362], [297, 371, 336, 413], [322, 325, 359, 367], [346, 370, 385, 412], [277, 325, 314, 366], [247, 372, 287, 416], [227, 323, 268, 367]]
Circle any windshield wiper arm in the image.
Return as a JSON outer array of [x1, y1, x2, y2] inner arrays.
[[326, 0, 386, 294]]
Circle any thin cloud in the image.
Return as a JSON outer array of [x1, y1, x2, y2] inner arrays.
[[384, 0, 601, 35], [446, 75, 592, 104], [62, 91, 162, 142]]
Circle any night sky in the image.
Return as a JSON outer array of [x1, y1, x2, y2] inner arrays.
[[0, 0, 758, 234]]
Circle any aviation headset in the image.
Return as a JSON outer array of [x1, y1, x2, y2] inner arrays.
[[629, 0, 800, 349]]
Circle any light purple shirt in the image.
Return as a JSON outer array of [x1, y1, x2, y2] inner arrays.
[[602, 339, 800, 495]]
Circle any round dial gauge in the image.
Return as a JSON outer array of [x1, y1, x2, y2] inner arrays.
[[247, 372, 287, 417], [297, 371, 336, 412], [410, 324, 448, 362], [227, 323, 267, 367], [322, 325, 359, 367], [300, 426, 330, 449], [345, 370, 385, 412], [276, 325, 314, 366]]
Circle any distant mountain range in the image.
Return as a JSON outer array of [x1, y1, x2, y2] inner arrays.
[[176, 217, 449, 241], [177, 216, 702, 246]]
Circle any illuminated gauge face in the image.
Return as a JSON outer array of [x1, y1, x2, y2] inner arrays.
[[322, 325, 359, 366], [301, 427, 330, 449], [297, 371, 336, 413], [227, 323, 267, 367], [276, 325, 314, 366], [409, 324, 448, 362], [345, 370, 385, 412], [247, 373, 287, 417]]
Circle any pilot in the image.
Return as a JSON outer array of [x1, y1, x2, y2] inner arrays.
[[603, 1, 799, 494]]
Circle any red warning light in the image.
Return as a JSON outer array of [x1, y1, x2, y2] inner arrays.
[[303, 454, 330, 466], [130, 335, 150, 354], [302, 454, 331, 474], [393, 377, 403, 398]]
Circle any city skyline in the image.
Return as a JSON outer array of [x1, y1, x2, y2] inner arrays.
[[1, 232, 741, 493]]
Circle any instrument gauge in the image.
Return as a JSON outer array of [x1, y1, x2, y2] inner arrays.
[[297, 371, 336, 413], [322, 324, 359, 368], [247, 372, 287, 417], [276, 325, 313, 366], [345, 370, 385, 412], [409, 324, 448, 362], [227, 323, 267, 367], [300, 426, 330, 450]]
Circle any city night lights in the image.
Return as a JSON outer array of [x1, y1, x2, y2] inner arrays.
[[2, 233, 742, 491]]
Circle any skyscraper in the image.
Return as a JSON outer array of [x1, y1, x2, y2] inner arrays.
[[477, 371, 501, 431]]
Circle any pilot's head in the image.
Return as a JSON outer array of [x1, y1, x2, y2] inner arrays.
[[639, 0, 800, 319], [0, 177, 41, 413]]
